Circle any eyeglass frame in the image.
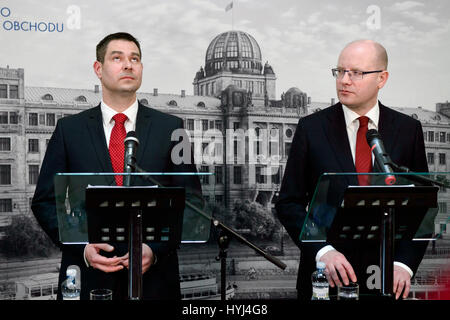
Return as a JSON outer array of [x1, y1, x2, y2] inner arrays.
[[331, 68, 384, 80]]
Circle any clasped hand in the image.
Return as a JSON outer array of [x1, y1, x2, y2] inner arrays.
[[85, 243, 154, 274]]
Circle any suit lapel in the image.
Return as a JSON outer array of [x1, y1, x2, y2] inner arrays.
[[324, 103, 358, 185], [377, 102, 396, 156], [135, 103, 153, 167], [86, 105, 114, 173]]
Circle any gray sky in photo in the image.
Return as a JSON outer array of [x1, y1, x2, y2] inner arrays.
[[0, 0, 449, 110]]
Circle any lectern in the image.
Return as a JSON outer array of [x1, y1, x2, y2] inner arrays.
[[300, 172, 443, 298], [54, 172, 211, 300]]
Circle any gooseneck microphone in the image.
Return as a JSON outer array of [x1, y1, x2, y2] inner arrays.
[[123, 131, 139, 187], [366, 129, 396, 185]]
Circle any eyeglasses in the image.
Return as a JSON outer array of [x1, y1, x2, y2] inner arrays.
[[331, 68, 383, 81]]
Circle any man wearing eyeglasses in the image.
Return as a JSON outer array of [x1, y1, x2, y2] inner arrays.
[[276, 40, 428, 300]]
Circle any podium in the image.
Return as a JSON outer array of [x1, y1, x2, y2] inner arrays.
[[300, 172, 446, 298], [54, 172, 211, 300]]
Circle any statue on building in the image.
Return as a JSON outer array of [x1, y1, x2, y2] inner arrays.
[[263, 61, 275, 75]]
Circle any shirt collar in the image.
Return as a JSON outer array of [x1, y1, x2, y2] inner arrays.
[[101, 99, 139, 126], [342, 101, 379, 130]]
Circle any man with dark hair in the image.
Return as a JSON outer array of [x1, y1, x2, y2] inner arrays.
[[276, 40, 428, 300], [95, 32, 142, 63], [32, 32, 200, 300]]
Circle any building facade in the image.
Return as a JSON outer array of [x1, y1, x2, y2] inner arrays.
[[0, 30, 449, 243]]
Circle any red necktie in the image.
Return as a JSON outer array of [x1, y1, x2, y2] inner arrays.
[[355, 116, 372, 185], [109, 113, 128, 186]]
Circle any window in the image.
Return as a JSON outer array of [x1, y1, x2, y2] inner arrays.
[[215, 120, 223, 131], [28, 139, 39, 153], [0, 165, 11, 184], [285, 142, 292, 157], [29, 165, 39, 185], [0, 138, 11, 151], [428, 131, 434, 142], [42, 94, 53, 101], [29, 113, 38, 126], [0, 111, 8, 124], [233, 166, 242, 185], [215, 166, 223, 184], [233, 122, 240, 130], [46, 113, 55, 126], [200, 166, 209, 185], [427, 153, 435, 165], [215, 195, 224, 204], [439, 202, 447, 214], [75, 95, 87, 102], [9, 85, 18, 99], [202, 120, 209, 131], [272, 166, 281, 184], [256, 166, 266, 184], [440, 132, 446, 143], [168, 100, 178, 106], [0, 199, 12, 212], [9, 112, 18, 124], [187, 119, 195, 131], [439, 153, 446, 165], [0, 84, 7, 98]]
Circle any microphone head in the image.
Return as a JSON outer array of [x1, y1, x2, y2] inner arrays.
[[124, 131, 139, 145], [366, 129, 380, 145]]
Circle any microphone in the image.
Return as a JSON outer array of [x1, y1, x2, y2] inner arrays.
[[366, 129, 396, 185], [123, 131, 139, 187]]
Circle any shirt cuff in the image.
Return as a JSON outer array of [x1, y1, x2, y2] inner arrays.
[[394, 261, 413, 278], [83, 245, 90, 268], [316, 245, 336, 262]]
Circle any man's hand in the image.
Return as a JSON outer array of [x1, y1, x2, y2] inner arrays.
[[84, 243, 126, 273], [120, 244, 155, 274], [393, 265, 412, 300], [320, 250, 357, 287]]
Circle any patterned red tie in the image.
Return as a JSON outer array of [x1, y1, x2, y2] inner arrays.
[[109, 113, 128, 186], [355, 116, 372, 185]]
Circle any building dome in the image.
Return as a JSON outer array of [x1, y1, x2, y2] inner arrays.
[[204, 30, 263, 77]]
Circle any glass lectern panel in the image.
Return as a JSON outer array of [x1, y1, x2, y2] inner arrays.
[[300, 172, 449, 242], [54, 172, 213, 244]]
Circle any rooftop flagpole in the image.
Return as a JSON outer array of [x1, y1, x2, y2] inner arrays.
[[225, 1, 234, 30]]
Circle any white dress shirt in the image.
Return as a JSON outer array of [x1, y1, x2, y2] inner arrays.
[[101, 99, 139, 146], [83, 99, 139, 267], [315, 102, 414, 278]]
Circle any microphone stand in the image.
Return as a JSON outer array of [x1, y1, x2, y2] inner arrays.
[[130, 164, 287, 300], [389, 162, 450, 188]]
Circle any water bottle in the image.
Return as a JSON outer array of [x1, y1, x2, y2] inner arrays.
[[311, 261, 329, 300], [61, 268, 80, 300]]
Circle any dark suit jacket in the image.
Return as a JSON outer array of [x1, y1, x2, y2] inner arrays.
[[275, 102, 429, 300], [31, 102, 201, 300]]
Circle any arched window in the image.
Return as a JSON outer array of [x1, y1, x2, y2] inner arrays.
[[140, 99, 149, 105], [168, 100, 178, 106], [197, 101, 206, 108], [42, 94, 53, 101], [411, 113, 418, 120], [75, 95, 87, 102]]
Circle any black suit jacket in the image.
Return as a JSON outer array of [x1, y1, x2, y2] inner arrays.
[[275, 102, 429, 299], [31, 102, 201, 300]]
